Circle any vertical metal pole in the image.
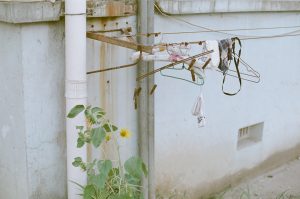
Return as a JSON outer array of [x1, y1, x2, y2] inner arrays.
[[137, 0, 155, 199]]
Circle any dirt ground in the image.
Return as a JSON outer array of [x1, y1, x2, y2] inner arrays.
[[222, 158, 300, 199]]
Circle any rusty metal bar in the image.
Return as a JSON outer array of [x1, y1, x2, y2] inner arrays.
[[121, 28, 136, 43], [86, 51, 142, 75], [86, 32, 153, 53], [88, 27, 132, 33], [87, 61, 138, 75]]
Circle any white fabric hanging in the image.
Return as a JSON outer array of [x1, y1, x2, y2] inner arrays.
[[191, 87, 206, 127], [199, 40, 220, 70]]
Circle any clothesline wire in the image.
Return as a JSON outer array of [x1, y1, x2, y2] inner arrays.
[[113, 25, 300, 39], [153, 3, 300, 39], [151, 33, 300, 47], [240, 33, 300, 40], [116, 32, 300, 51], [160, 25, 300, 34], [88, 33, 300, 57]]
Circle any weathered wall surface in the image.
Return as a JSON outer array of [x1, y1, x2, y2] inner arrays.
[[1, 1, 300, 199], [21, 21, 67, 199], [86, 16, 139, 164], [157, 0, 300, 13], [85, 9, 300, 198], [0, 22, 29, 199], [154, 11, 300, 198], [0, 15, 138, 198], [0, 21, 67, 199], [0, 0, 136, 23]]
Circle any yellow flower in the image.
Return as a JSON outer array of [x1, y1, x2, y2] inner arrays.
[[105, 134, 111, 142], [120, 128, 131, 138]]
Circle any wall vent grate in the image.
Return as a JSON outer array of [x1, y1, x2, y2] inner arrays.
[[237, 122, 264, 150]]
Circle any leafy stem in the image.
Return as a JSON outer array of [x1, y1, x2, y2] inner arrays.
[[67, 105, 147, 199]]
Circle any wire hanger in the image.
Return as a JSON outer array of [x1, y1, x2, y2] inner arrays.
[[156, 42, 205, 86], [159, 63, 205, 86], [216, 53, 260, 83], [136, 50, 214, 81]]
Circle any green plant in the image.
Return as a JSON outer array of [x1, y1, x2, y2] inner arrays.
[[239, 186, 251, 199], [68, 105, 148, 199]]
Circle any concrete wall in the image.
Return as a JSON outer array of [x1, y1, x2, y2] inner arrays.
[[22, 21, 66, 199], [0, 15, 138, 199], [157, 0, 300, 13], [86, 16, 139, 164], [154, 12, 300, 197], [0, 21, 66, 199], [1, 2, 300, 199], [0, 22, 28, 199], [85, 11, 300, 197]]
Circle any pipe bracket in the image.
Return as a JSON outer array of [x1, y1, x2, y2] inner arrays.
[[65, 80, 87, 99]]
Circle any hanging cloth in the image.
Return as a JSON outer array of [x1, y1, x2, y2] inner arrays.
[[191, 87, 206, 127], [218, 38, 233, 73], [199, 40, 220, 70], [218, 37, 242, 96]]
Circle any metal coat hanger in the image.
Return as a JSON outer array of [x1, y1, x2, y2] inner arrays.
[[159, 63, 205, 86], [154, 41, 203, 85], [136, 50, 214, 81], [216, 53, 260, 83]]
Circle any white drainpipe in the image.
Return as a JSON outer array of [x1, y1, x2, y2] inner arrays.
[[65, 0, 87, 198]]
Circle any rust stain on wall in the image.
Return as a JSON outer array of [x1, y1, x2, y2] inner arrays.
[[87, 0, 136, 17]]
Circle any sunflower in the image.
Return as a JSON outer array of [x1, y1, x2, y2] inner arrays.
[[105, 134, 111, 142], [120, 128, 131, 138]]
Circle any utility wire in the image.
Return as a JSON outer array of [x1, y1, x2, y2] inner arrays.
[[154, 33, 300, 46], [111, 3, 300, 41], [109, 3, 300, 39], [108, 3, 300, 42], [153, 3, 300, 39]]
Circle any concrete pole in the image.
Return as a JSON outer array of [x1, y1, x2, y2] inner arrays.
[[65, 0, 87, 198], [137, 0, 155, 199]]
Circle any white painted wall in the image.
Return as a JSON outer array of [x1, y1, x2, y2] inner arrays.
[[154, 12, 300, 197]]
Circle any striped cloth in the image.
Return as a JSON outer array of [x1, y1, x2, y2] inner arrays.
[[218, 38, 233, 74]]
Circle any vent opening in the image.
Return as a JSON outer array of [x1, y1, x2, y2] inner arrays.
[[237, 122, 264, 150]]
